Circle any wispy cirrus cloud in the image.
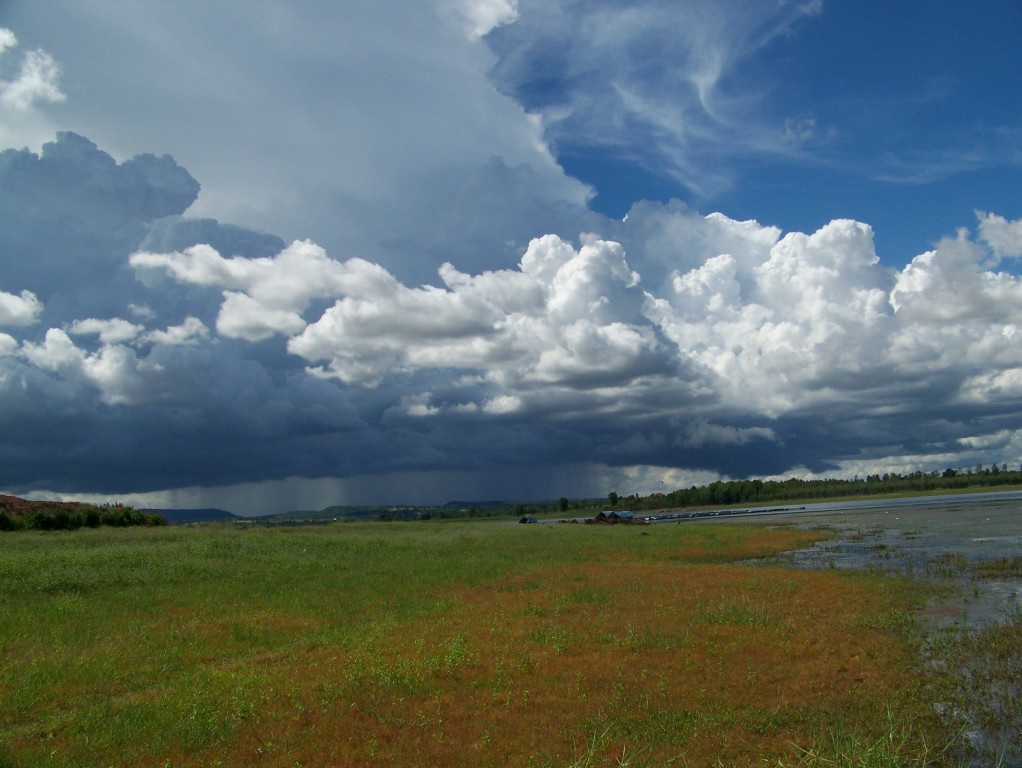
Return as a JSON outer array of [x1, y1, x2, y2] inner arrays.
[[2, 2, 1022, 515], [486, 1, 824, 198]]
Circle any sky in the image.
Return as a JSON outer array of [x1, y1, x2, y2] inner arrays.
[[1, 1, 1022, 515]]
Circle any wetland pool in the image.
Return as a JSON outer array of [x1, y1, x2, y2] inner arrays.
[[756, 490, 1022, 627], [730, 491, 1022, 766]]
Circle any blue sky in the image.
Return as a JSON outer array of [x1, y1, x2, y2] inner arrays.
[[493, 1, 1022, 263], [1, 1, 1021, 514]]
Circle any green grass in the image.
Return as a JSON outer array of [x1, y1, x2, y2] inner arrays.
[[0, 521, 960, 767], [0, 524, 525, 764], [776, 716, 955, 768]]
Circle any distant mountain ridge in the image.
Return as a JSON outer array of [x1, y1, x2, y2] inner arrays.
[[142, 508, 240, 524], [268, 505, 423, 522]]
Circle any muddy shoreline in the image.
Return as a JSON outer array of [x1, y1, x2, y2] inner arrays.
[[741, 491, 1022, 766], [761, 491, 1022, 626]]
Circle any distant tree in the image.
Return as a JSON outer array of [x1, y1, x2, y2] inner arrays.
[[607, 492, 619, 507], [558, 497, 569, 512]]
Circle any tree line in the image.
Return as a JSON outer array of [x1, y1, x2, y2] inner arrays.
[[0, 501, 166, 532], [393, 463, 1022, 522], [617, 464, 1022, 510]]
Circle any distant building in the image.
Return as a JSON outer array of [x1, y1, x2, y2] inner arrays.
[[593, 510, 636, 523]]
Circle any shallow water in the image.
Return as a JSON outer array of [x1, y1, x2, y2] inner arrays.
[[735, 491, 1022, 766], [758, 491, 1022, 627]]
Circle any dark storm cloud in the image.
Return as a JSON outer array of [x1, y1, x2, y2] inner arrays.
[[0, 132, 198, 322], [3, 131, 1022, 512]]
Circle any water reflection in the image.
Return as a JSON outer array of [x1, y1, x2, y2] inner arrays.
[[769, 491, 1022, 627], [747, 491, 1022, 767]]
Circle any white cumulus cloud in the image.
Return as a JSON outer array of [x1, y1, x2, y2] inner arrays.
[[3, 0, 1019, 513], [442, 0, 519, 39], [131, 240, 384, 342], [70, 317, 144, 345], [0, 332, 17, 356], [0, 28, 65, 112], [0, 287, 42, 326], [287, 234, 666, 390], [19, 329, 143, 405], [142, 317, 209, 347], [11, 202, 1022, 508], [132, 209, 1022, 441], [977, 211, 1022, 260]]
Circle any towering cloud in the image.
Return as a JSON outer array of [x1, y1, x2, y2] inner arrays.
[[1, 130, 1022, 511], [1, 1, 1020, 513], [0, 133, 199, 324]]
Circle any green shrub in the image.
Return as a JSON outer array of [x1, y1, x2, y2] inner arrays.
[[0, 508, 19, 531]]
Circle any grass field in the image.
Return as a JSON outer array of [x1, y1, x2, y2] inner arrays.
[[0, 521, 951, 767]]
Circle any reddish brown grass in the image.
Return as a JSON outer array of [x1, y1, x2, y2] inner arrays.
[[133, 530, 927, 768]]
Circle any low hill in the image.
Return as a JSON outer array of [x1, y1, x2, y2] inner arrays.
[[268, 505, 430, 522], [143, 508, 241, 524], [0, 494, 165, 530], [0, 493, 88, 520]]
